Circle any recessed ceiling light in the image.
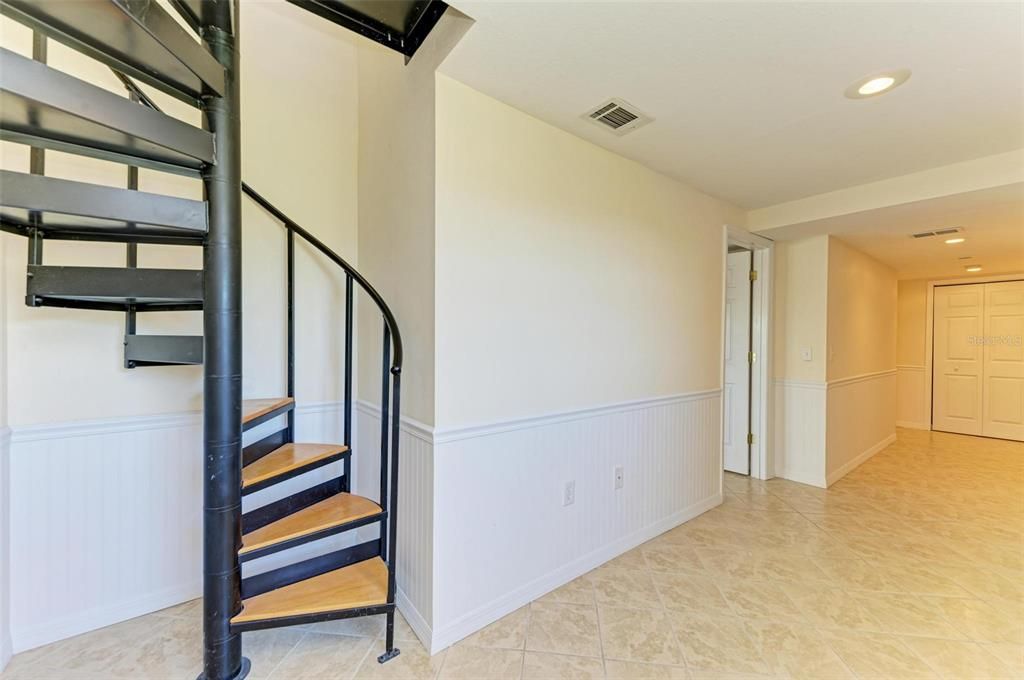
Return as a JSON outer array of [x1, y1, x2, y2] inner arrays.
[[845, 69, 912, 99], [965, 265, 983, 272], [945, 237, 965, 244]]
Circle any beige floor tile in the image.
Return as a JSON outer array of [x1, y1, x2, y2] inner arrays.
[[456, 606, 529, 650], [930, 597, 1024, 644], [31, 615, 173, 677], [782, 584, 883, 632], [438, 645, 523, 680], [604, 659, 688, 679], [589, 568, 662, 608], [522, 652, 605, 680], [641, 543, 706, 574], [741, 620, 852, 679], [538, 577, 597, 607], [851, 592, 966, 639], [666, 611, 770, 675], [353, 644, 445, 680], [308, 614, 387, 638], [245, 629, 309, 680], [525, 602, 602, 658], [982, 643, 1024, 676], [269, 633, 374, 680], [716, 580, 805, 621], [598, 606, 684, 665], [822, 630, 938, 679], [811, 557, 899, 593], [902, 637, 1015, 679], [651, 571, 733, 616]]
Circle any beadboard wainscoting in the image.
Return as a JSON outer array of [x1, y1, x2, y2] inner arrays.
[[429, 389, 723, 653], [7, 402, 348, 653], [354, 401, 436, 650], [773, 379, 827, 487], [826, 369, 898, 486], [896, 365, 929, 430], [1, 426, 11, 670]]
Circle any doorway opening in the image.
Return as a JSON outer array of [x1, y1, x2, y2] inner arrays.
[[722, 226, 774, 478]]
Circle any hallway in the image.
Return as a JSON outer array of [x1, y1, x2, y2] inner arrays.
[[2, 428, 1021, 679]]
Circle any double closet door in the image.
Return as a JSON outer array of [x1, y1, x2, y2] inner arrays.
[[933, 280, 1024, 441]]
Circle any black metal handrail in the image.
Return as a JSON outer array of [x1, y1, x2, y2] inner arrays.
[[239, 182, 403, 371]]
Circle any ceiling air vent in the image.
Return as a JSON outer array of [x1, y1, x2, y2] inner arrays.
[[582, 98, 653, 136], [910, 227, 963, 239]]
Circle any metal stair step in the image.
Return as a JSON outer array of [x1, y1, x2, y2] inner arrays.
[[125, 334, 203, 366], [0, 0, 224, 104], [231, 556, 388, 630], [0, 48, 215, 175], [240, 493, 382, 562], [242, 442, 350, 495], [0, 170, 207, 244], [27, 265, 203, 312]]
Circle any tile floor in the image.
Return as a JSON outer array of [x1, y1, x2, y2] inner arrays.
[[2, 428, 1022, 679]]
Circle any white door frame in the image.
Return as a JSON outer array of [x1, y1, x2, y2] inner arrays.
[[721, 225, 774, 479], [923, 272, 1024, 430]]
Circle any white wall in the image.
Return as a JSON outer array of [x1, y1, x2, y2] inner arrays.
[[772, 236, 897, 486], [1, 3, 362, 651], [772, 236, 828, 485], [429, 75, 740, 649], [0, 210, 9, 671], [897, 279, 930, 428]]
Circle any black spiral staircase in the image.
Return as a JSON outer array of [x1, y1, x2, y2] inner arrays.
[[0, 1, 445, 678]]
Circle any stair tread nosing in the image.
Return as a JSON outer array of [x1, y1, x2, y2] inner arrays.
[[240, 493, 382, 555], [241, 397, 294, 426], [232, 556, 388, 624], [242, 443, 348, 490]]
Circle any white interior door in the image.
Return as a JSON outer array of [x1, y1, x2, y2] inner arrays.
[[982, 280, 1024, 441], [933, 284, 984, 435], [724, 250, 752, 474]]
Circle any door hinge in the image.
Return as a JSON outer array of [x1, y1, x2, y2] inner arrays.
[[747, 433, 754, 445], [748, 351, 756, 364], [749, 270, 758, 281]]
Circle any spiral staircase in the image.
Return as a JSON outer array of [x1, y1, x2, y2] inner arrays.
[[0, 1, 445, 678]]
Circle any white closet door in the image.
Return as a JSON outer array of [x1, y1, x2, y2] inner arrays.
[[982, 280, 1024, 441], [933, 284, 984, 435], [723, 250, 752, 474]]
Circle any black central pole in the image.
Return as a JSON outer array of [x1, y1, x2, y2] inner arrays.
[[200, 1, 247, 679]]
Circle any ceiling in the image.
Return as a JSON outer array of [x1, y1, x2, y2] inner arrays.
[[441, 1, 1024, 209], [761, 183, 1024, 280]]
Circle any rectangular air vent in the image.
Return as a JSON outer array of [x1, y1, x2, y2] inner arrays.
[[582, 98, 653, 136], [911, 227, 963, 239]]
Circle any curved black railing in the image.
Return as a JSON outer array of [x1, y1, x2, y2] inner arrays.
[[114, 69, 404, 625]]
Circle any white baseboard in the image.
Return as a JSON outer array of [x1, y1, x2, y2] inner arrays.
[[826, 432, 897, 487], [896, 421, 930, 431], [428, 492, 723, 654], [13, 581, 200, 653], [396, 587, 432, 652]]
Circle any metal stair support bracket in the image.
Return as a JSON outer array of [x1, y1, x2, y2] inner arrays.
[[0, 47, 215, 175], [125, 334, 204, 365], [0, 0, 225, 103]]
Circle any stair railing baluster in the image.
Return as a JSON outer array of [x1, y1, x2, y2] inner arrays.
[[379, 324, 392, 553], [286, 227, 296, 441], [343, 274, 354, 491]]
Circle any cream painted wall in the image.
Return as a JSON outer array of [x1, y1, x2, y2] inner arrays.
[[897, 279, 929, 366], [826, 237, 897, 381], [434, 75, 744, 427], [772, 236, 828, 383], [1, 3, 359, 426]]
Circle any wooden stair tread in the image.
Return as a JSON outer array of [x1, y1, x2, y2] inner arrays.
[[242, 443, 348, 489], [240, 493, 382, 555], [241, 397, 294, 425], [232, 557, 388, 624]]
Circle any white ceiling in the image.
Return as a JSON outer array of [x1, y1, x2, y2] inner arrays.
[[441, 1, 1024, 209], [762, 183, 1024, 280]]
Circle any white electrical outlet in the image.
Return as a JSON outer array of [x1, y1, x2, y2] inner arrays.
[[563, 480, 575, 506], [614, 465, 624, 490], [800, 347, 812, 361]]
